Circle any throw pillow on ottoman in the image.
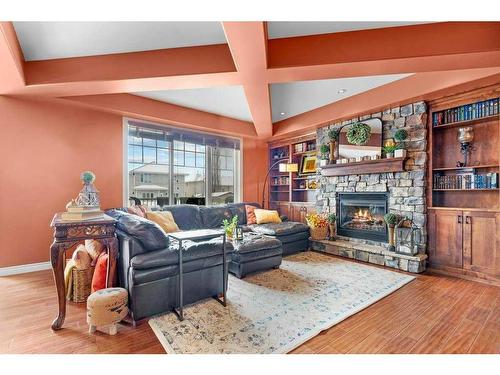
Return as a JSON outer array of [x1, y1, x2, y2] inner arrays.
[[87, 287, 128, 335]]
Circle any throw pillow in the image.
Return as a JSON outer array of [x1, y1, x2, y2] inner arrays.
[[84, 239, 104, 262], [72, 244, 92, 270], [127, 205, 146, 218], [146, 211, 180, 233], [245, 205, 258, 225], [254, 209, 282, 225], [91, 252, 108, 293]]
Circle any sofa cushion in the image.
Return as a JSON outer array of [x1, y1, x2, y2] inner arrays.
[[276, 231, 310, 244], [199, 205, 233, 229], [232, 235, 282, 254], [254, 209, 282, 224], [106, 209, 169, 251], [250, 221, 310, 236], [160, 205, 202, 230], [131, 237, 233, 270], [228, 203, 260, 225]]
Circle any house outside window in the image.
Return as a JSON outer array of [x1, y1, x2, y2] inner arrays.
[[126, 119, 241, 207]]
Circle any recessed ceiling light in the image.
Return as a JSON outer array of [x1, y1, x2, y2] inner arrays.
[[337, 89, 347, 94], [280, 112, 286, 116]]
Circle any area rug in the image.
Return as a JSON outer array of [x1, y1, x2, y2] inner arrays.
[[149, 251, 414, 354]]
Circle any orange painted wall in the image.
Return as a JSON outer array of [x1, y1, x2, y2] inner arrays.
[[0, 96, 123, 267], [0, 96, 267, 267]]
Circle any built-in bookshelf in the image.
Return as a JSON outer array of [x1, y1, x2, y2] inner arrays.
[[267, 134, 318, 222], [427, 86, 500, 210]]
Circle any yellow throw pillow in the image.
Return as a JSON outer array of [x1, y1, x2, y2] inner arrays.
[[146, 211, 180, 233], [254, 209, 282, 225]]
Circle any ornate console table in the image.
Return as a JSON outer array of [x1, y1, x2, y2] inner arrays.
[[49, 214, 118, 330]]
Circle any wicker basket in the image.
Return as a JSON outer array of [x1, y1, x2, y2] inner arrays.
[[72, 267, 94, 303], [309, 226, 328, 240]]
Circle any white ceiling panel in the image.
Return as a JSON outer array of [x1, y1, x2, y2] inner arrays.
[[267, 22, 429, 39], [271, 74, 413, 122], [133, 86, 252, 122], [13, 22, 227, 61]]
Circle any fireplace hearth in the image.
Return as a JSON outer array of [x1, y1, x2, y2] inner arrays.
[[337, 192, 388, 242]]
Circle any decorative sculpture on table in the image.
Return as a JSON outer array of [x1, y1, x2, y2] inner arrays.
[[61, 171, 105, 221]]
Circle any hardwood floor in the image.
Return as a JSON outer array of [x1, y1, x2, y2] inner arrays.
[[0, 265, 498, 354]]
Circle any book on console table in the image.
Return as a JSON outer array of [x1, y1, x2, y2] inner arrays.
[[60, 207, 105, 221]]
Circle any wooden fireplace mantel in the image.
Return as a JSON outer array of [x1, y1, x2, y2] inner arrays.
[[320, 157, 407, 177]]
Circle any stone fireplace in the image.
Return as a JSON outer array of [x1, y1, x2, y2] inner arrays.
[[337, 192, 388, 242], [311, 101, 429, 273]]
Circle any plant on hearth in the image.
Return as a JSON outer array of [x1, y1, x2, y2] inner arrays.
[[384, 213, 398, 227], [346, 122, 371, 145], [327, 213, 337, 241], [384, 213, 398, 250], [222, 215, 238, 238], [306, 213, 329, 241]]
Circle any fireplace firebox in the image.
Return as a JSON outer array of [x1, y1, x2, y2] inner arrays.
[[336, 192, 388, 242]]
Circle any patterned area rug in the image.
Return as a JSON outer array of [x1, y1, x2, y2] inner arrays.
[[149, 251, 415, 354]]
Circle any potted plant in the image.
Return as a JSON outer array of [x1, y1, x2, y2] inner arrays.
[[319, 144, 330, 166], [222, 215, 238, 240], [327, 213, 337, 240], [384, 213, 398, 251], [305, 213, 329, 240], [394, 129, 408, 158], [327, 128, 340, 163], [383, 144, 399, 158], [346, 122, 371, 146]]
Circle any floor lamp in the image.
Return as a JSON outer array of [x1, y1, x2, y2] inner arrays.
[[261, 162, 298, 208]]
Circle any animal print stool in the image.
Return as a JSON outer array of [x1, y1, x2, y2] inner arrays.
[[87, 287, 128, 335]]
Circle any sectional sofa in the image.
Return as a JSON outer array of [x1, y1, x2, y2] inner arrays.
[[106, 203, 310, 322]]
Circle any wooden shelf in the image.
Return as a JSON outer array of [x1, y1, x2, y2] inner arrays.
[[432, 114, 498, 130], [320, 157, 406, 177], [292, 188, 317, 191], [433, 164, 499, 171], [270, 184, 289, 187], [270, 190, 289, 193], [292, 150, 316, 156], [433, 188, 499, 192], [293, 176, 316, 180]]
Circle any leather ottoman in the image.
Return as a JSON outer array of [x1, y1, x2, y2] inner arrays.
[[229, 233, 282, 278]]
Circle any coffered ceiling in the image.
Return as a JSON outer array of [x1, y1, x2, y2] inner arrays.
[[1, 21, 499, 139], [13, 21, 227, 61]]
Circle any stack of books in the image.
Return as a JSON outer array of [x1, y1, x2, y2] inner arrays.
[[60, 206, 105, 221], [434, 172, 498, 190], [432, 97, 499, 127]]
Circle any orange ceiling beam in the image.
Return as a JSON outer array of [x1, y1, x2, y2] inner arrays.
[[223, 22, 273, 138], [266, 22, 500, 83], [0, 22, 25, 94], [273, 67, 500, 138], [62, 93, 257, 138], [17, 42, 239, 97]]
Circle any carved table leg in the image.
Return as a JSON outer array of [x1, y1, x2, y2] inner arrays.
[[50, 241, 67, 330]]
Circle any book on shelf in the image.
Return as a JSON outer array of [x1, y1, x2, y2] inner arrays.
[[434, 172, 498, 190], [432, 97, 499, 127], [60, 210, 105, 221]]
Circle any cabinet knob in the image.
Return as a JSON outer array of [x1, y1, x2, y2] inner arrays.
[[457, 215, 462, 224], [465, 216, 471, 224]]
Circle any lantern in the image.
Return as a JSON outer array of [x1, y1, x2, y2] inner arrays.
[[233, 226, 244, 241], [395, 218, 422, 256]]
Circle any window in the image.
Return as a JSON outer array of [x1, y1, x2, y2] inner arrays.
[[126, 120, 240, 207]]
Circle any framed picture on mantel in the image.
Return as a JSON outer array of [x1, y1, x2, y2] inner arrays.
[[300, 155, 317, 175]]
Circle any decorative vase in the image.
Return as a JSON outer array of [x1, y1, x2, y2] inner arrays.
[[388, 225, 395, 251], [394, 149, 407, 158], [319, 159, 328, 167], [386, 152, 394, 159], [329, 140, 337, 163], [329, 224, 336, 240]]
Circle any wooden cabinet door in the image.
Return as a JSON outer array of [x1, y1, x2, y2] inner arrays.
[[289, 203, 316, 224], [278, 202, 290, 219], [427, 209, 463, 268], [463, 211, 500, 276]]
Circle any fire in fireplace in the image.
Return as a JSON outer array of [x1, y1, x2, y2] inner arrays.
[[336, 192, 388, 242]]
